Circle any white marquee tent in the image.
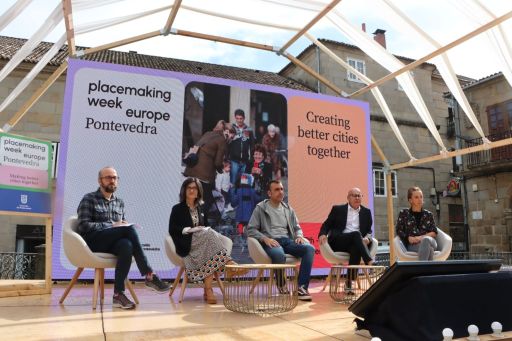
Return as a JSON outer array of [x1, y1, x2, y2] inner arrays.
[[1, 0, 511, 261]]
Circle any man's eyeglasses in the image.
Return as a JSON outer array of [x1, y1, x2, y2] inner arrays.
[[101, 176, 119, 181], [350, 194, 363, 198]]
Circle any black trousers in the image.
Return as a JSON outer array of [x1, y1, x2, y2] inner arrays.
[[85, 226, 152, 293], [329, 231, 372, 265]]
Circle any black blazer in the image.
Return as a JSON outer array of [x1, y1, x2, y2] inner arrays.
[[168, 201, 207, 257], [318, 204, 373, 243]]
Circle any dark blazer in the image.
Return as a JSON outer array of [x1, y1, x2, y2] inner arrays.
[[168, 201, 207, 257], [318, 204, 373, 243]]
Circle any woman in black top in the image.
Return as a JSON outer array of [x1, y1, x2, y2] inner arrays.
[[395, 186, 438, 260], [168, 177, 233, 304]]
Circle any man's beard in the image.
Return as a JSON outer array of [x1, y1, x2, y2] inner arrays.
[[102, 184, 117, 193]]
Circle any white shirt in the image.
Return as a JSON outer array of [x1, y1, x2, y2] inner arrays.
[[215, 171, 230, 192], [343, 204, 361, 233]]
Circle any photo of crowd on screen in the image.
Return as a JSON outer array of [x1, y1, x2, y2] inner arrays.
[[180, 81, 288, 263]]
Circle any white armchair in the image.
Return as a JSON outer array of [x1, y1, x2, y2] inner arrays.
[[393, 228, 452, 261], [59, 216, 139, 309], [319, 236, 378, 291], [247, 236, 301, 265], [164, 233, 232, 302]]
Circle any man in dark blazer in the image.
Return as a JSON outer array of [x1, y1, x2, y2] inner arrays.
[[318, 187, 374, 268]]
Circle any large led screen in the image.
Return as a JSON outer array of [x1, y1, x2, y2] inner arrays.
[[53, 59, 372, 279]]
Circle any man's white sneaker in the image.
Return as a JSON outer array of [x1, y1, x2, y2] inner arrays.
[[297, 285, 312, 301]]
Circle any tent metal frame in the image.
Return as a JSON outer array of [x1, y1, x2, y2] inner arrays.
[[1, 0, 512, 264]]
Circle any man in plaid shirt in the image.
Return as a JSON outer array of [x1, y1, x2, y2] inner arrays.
[[77, 166, 170, 309]]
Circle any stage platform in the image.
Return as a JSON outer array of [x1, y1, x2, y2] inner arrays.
[[0, 279, 368, 341]]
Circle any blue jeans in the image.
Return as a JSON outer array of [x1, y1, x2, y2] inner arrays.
[[262, 237, 315, 289], [230, 160, 246, 184]]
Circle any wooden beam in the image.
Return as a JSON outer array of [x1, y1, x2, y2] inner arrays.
[[45, 217, 52, 292], [62, 0, 76, 56], [0, 211, 52, 218], [386, 171, 395, 265], [279, 0, 342, 54], [348, 9, 512, 98], [390, 138, 512, 170], [81, 30, 162, 56], [162, 0, 183, 34], [371, 135, 389, 165], [371, 135, 395, 264], [5, 62, 68, 131], [175, 29, 275, 51], [81, 27, 275, 59], [283, 52, 341, 94]]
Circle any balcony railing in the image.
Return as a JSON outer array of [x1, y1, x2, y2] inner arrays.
[[374, 252, 512, 269], [0, 253, 37, 279], [464, 130, 512, 168]]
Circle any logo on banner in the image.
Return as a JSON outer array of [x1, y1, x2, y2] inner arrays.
[[16, 193, 32, 211]]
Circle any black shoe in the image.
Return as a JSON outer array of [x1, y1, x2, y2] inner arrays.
[[145, 274, 170, 292], [113, 292, 135, 309], [344, 280, 355, 295], [278, 286, 290, 295], [344, 287, 356, 295], [297, 285, 312, 301]]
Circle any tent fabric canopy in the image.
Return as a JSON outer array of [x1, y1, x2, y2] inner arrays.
[[1, 0, 511, 263], [0, 0, 510, 160]]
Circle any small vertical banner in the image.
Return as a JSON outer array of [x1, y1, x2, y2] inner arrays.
[[0, 132, 52, 214]]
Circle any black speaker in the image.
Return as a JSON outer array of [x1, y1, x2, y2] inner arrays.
[[349, 260, 510, 341]]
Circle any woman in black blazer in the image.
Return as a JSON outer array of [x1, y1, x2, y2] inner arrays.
[[169, 177, 233, 304]]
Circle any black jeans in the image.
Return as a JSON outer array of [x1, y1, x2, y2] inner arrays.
[[85, 226, 152, 293], [330, 231, 372, 283], [330, 231, 372, 265]]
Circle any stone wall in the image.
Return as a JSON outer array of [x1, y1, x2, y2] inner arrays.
[[465, 172, 512, 252]]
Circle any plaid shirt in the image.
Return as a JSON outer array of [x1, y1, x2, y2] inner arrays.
[[77, 188, 125, 236]]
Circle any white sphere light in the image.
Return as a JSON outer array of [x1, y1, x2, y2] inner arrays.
[[468, 324, 479, 335], [442, 328, 454, 341], [442, 328, 454, 337], [491, 321, 502, 332]]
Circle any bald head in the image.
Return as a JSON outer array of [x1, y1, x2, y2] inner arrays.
[[347, 187, 362, 209], [97, 166, 118, 196], [98, 166, 116, 179]]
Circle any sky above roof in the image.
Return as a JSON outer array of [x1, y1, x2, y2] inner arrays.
[[0, 0, 510, 80]]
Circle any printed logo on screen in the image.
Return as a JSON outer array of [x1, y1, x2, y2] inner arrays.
[[21, 194, 28, 204]]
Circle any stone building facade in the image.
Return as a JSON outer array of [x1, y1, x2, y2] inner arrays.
[[449, 72, 512, 252]]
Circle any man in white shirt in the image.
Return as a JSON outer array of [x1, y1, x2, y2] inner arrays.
[[318, 188, 374, 289]]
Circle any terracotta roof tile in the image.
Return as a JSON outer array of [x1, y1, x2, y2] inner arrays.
[[461, 72, 504, 90], [0, 35, 312, 92]]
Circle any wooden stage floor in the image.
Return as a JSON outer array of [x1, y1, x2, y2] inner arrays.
[[0, 279, 369, 341]]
